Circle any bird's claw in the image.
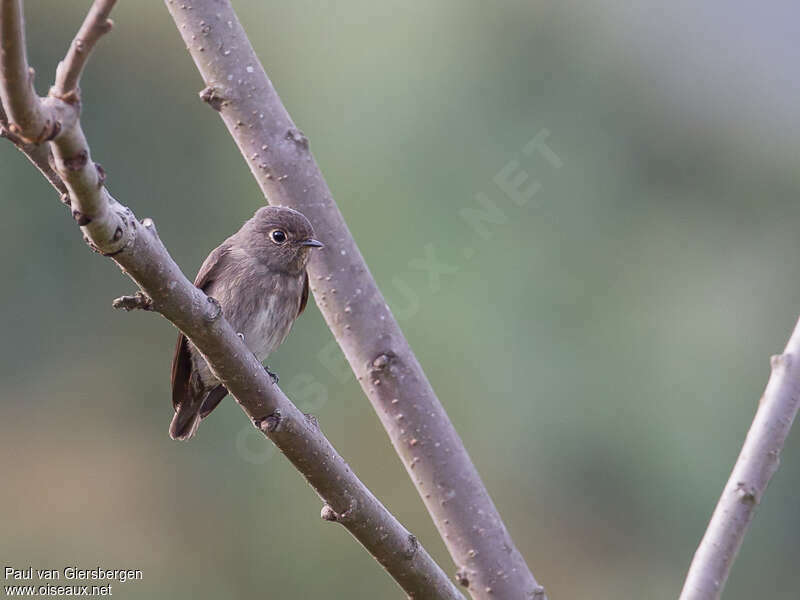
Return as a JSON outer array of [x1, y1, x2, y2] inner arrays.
[[237, 332, 245, 341], [265, 365, 279, 384]]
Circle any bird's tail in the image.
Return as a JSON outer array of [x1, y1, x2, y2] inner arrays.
[[169, 385, 228, 441], [169, 403, 202, 441]]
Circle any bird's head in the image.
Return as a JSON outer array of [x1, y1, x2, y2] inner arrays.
[[246, 205, 323, 275]]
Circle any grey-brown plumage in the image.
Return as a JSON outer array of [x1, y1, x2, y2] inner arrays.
[[170, 206, 322, 440]]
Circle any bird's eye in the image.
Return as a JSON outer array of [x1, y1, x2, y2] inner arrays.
[[270, 229, 287, 244]]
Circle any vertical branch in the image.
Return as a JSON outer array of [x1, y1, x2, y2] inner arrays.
[[162, 2, 545, 598], [679, 316, 800, 600], [0, 0, 49, 141]]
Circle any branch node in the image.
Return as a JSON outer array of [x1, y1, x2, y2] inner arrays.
[[286, 128, 309, 149], [455, 568, 470, 588], [43, 120, 62, 142], [63, 149, 89, 171], [404, 533, 419, 560], [369, 353, 397, 387], [320, 504, 338, 522], [72, 209, 92, 226], [734, 481, 760, 505], [140, 217, 162, 241], [5, 118, 59, 146], [95, 162, 106, 188], [205, 296, 222, 321], [60, 193, 71, 206], [321, 496, 358, 524], [50, 86, 82, 105], [255, 410, 282, 433], [112, 292, 154, 312], [99, 207, 136, 257], [770, 353, 790, 371], [199, 86, 226, 111], [371, 353, 392, 371]]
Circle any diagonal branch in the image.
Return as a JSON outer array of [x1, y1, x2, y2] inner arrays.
[[52, 0, 116, 101], [162, 2, 545, 598], [679, 316, 800, 600], [0, 99, 67, 195], [0, 2, 463, 598]]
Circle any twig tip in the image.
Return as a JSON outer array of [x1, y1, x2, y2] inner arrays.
[[112, 292, 154, 312]]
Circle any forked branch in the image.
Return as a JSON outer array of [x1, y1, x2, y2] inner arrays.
[[0, 2, 462, 597]]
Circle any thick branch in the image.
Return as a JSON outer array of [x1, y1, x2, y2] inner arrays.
[[0, 3, 462, 599], [0, 99, 67, 194], [0, 0, 47, 141], [163, 2, 544, 598], [679, 317, 800, 600]]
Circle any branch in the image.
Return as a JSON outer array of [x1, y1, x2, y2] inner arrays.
[[162, 2, 545, 598], [0, 99, 67, 195], [0, 0, 47, 141], [52, 0, 116, 101], [0, 3, 463, 598], [1, 0, 121, 251], [679, 316, 800, 600]]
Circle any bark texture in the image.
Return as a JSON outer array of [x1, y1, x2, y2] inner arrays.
[[162, 2, 545, 598], [0, 2, 464, 597]]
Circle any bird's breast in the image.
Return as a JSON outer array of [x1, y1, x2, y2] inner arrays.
[[244, 293, 298, 361], [209, 270, 303, 363]]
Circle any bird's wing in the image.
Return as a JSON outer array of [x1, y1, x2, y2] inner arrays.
[[199, 384, 229, 419], [194, 241, 233, 290], [298, 270, 310, 317], [170, 335, 192, 411], [171, 242, 232, 411]]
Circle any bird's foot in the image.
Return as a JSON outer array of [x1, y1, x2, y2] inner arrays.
[[265, 365, 279, 384]]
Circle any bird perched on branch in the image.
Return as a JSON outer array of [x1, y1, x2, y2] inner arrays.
[[170, 205, 323, 440]]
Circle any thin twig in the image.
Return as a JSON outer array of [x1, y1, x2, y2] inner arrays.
[[162, 2, 545, 598], [0, 3, 464, 598], [679, 316, 800, 600], [52, 0, 116, 100]]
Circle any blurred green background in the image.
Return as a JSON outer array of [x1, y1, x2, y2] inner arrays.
[[2, 1, 800, 598]]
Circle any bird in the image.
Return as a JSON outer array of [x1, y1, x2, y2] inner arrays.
[[169, 205, 323, 440]]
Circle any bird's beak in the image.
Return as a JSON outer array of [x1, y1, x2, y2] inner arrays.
[[301, 238, 324, 248]]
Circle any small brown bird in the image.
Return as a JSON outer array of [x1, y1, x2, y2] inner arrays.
[[170, 205, 322, 440]]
